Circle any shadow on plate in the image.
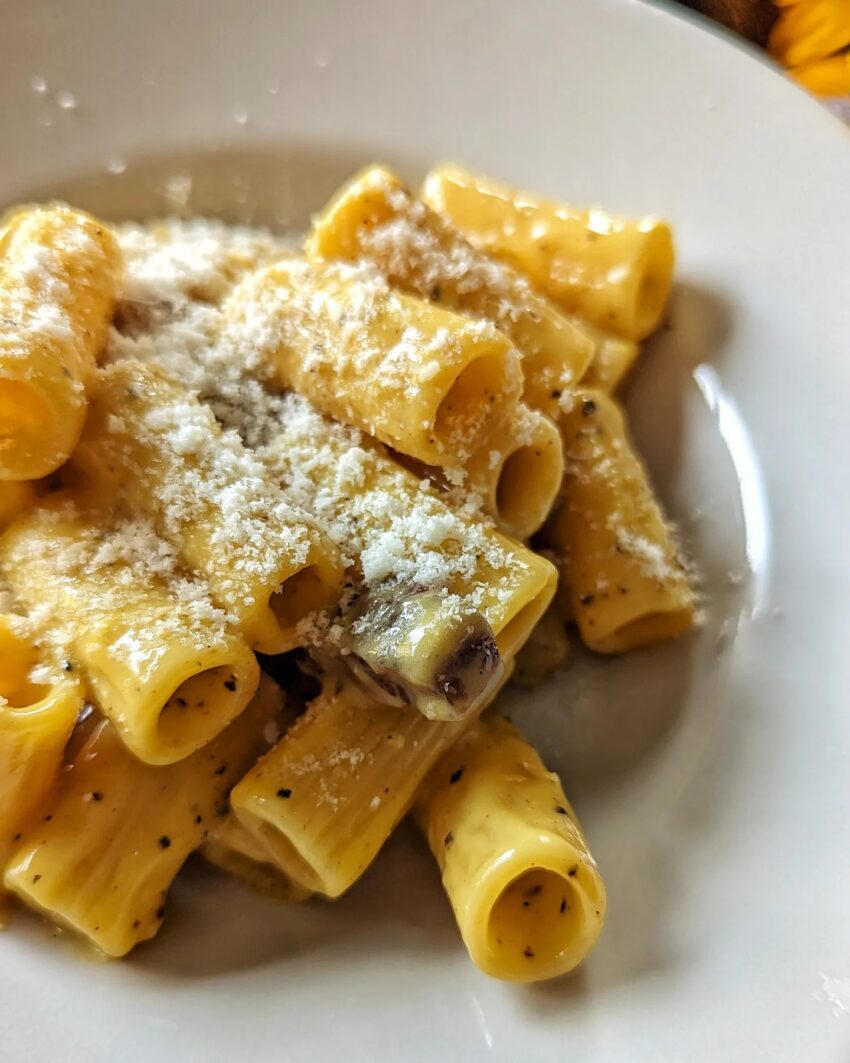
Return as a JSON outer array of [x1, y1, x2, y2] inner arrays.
[[129, 825, 457, 981], [628, 279, 735, 496]]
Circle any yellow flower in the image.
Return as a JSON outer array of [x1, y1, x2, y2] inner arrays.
[[768, 0, 850, 95], [790, 51, 850, 93]]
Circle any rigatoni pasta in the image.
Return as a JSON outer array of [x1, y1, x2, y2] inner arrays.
[[70, 359, 344, 654], [336, 586, 506, 723], [573, 319, 641, 393], [0, 480, 37, 530], [0, 614, 83, 869], [223, 257, 523, 469], [258, 390, 557, 665], [422, 164, 675, 341], [0, 204, 120, 480], [306, 165, 594, 418], [462, 404, 564, 541], [542, 390, 695, 652], [0, 494, 260, 764], [4, 674, 284, 957], [0, 161, 689, 985], [415, 715, 606, 982], [512, 603, 572, 687], [232, 664, 513, 898], [202, 811, 313, 903]]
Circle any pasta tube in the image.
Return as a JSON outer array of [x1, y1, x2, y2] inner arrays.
[[0, 480, 37, 530], [232, 663, 512, 898], [306, 165, 593, 418], [0, 494, 259, 764], [394, 401, 564, 542], [512, 603, 572, 687], [415, 715, 606, 982], [543, 391, 695, 653], [70, 360, 344, 654], [422, 165, 675, 341], [4, 674, 285, 957], [461, 405, 563, 540], [338, 586, 503, 723], [202, 679, 312, 901], [573, 318, 640, 393], [0, 204, 120, 480], [202, 813, 313, 903], [260, 392, 557, 665], [223, 259, 523, 467], [0, 615, 83, 868]]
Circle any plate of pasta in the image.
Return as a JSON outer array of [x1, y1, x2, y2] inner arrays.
[[2, 1, 850, 1061]]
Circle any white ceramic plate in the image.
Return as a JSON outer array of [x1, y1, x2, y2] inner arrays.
[[2, 2, 850, 1060]]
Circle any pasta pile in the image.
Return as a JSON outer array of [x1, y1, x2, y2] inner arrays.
[[0, 165, 690, 982]]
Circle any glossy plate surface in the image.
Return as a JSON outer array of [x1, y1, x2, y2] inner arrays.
[[1, 2, 849, 1060]]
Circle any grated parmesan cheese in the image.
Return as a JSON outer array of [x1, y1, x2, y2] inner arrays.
[[2, 494, 236, 682], [102, 220, 525, 639]]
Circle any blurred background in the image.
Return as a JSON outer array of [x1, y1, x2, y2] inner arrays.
[[678, 0, 850, 117]]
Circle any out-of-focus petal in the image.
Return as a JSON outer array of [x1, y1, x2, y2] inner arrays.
[[769, 0, 850, 67], [790, 51, 850, 95]]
